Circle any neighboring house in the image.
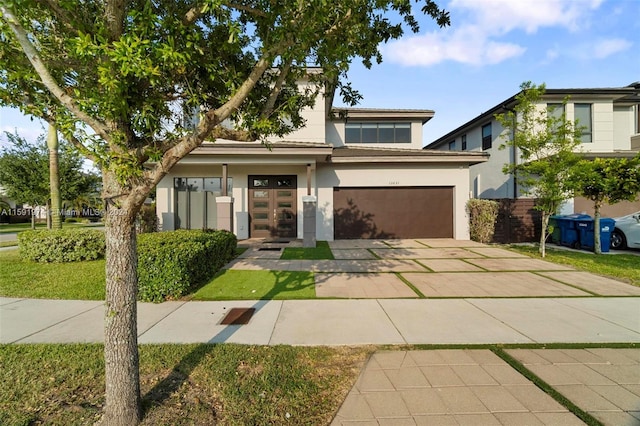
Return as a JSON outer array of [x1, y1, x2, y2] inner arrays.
[[155, 80, 488, 241], [426, 83, 640, 219]]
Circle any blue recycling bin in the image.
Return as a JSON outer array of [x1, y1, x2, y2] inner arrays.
[[575, 217, 616, 253], [554, 214, 590, 248]]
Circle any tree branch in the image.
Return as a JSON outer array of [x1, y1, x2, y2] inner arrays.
[[0, 4, 111, 143], [183, 2, 267, 25], [226, 3, 267, 17], [210, 126, 255, 141], [104, 0, 125, 41], [261, 60, 291, 119], [144, 54, 278, 186], [34, 0, 77, 34]]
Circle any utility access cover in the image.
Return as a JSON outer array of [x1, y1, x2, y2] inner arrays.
[[220, 308, 256, 325]]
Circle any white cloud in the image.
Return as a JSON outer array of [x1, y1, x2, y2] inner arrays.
[[450, 0, 604, 34], [385, 0, 603, 67], [591, 38, 633, 59]]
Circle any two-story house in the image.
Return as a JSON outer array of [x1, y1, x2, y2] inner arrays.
[[155, 80, 488, 241], [426, 83, 640, 224]]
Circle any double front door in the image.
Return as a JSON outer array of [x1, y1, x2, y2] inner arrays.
[[248, 175, 297, 238]]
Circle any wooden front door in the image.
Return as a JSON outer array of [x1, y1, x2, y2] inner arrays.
[[249, 175, 297, 238]]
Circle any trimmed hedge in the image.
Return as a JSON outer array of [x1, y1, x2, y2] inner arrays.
[[466, 198, 500, 243], [18, 229, 106, 262], [137, 229, 237, 302]]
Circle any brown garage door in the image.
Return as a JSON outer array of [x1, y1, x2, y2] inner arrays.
[[333, 187, 453, 239]]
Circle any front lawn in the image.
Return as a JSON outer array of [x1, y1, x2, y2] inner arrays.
[[509, 244, 640, 286], [192, 270, 315, 300], [0, 249, 105, 300], [0, 343, 371, 425], [281, 240, 334, 260]]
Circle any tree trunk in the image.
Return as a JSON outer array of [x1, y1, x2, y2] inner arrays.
[[46, 201, 51, 229], [539, 212, 550, 258], [100, 173, 142, 425], [48, 125, 62, 230], [594, 202, 601, 255]]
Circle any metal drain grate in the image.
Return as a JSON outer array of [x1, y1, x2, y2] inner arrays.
[[258, 247, 282, 251], [220, 308, 255, 325]]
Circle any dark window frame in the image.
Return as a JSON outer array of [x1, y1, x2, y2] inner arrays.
[[448, 140, 455, 150], [345, 122, 412, 144], [461, 134, 467, 151], [481, 123, 492, 150], [575, 103, 592, 143]]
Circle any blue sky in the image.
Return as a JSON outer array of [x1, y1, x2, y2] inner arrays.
[[1, 0, 638, 148]]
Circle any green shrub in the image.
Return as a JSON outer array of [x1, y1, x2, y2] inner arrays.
[[466, 199, 499, 243], [18, 229, 106, 262], [136, 203, 158, 234], [137, 229, 237, 302], [65, 217, 79, 223]]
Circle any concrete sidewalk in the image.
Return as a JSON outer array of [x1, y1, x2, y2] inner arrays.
[[2, 296, 639, 425], [2, 296, 639, 345]]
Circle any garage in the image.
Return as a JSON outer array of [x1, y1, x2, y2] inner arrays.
[[333, 186, 454, 239]]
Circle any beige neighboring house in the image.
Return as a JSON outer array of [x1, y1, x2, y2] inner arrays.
[[155, 80, 488, 241], [426, 83, 640, 218]]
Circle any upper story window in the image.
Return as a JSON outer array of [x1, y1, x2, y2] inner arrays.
[[481, 123, 492, 150], [345, 122, 411, 144], [461, 134, 467, 151], [575, 103, 592, 143], [547, 103, 565, 133], [448, 140, 455, 150]]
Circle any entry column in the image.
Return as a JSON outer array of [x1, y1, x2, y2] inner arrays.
[[302, 163, 316, 247], [216, 196, 234, 232]]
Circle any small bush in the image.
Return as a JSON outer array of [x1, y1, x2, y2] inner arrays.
[[65, 217, 79, 223], [136, 203, 158, 234], [18, 229, 106, 262], [467, 199, 499, 243], [137, 229, 237, 302]]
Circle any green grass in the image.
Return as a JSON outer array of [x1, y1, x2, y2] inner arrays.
[[0, 249, 105, 300], [0, 343, 372, 425], [508, 244, 640, 286], [281, 240, 334, 260], [192, 270, 316, 300]]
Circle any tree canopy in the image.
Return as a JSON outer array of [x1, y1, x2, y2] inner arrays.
[[1, 1, 450, 423], [569, 155, 640, 253], [1, 0, 450, 193], [0, 131, 100, 211], [495, 82, 582, 257]]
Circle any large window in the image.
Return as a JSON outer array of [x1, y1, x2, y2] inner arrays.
[[345, 122, 411, 143], [461, 134, 467, 151], [481, 123, 492, 150], [547, 103, 565, 134], [174, 177, 232, 229], [575, 103, 592, 143], [448, 140, 455, 150]]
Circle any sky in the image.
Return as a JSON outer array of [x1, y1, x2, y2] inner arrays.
[[1, 0, 639, 148]]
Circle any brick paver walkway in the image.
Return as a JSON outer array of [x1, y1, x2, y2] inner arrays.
[[332, 350, 586, 425]]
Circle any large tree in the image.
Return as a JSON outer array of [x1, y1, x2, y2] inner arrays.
[[495, 82, 582, 257], [0, 131, 98, 227], [0, 1, 450, 423], [569, 155, 640, 254]]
